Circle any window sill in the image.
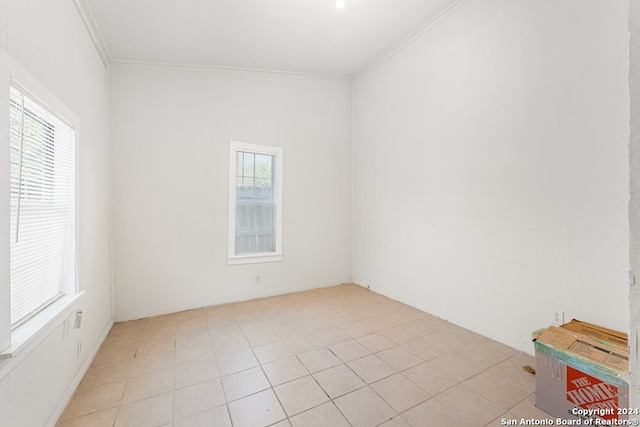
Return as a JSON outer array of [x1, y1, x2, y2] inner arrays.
[[0, 292, 84, 360], [228, 253, 283, 265]]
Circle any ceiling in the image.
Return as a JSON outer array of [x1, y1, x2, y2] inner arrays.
[[84, 0, 461, 77]]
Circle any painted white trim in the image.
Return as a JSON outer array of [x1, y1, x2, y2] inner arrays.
[[228, 140, 283, 265], [228, 253, 283, 266], [353, 0, 472, 80], [71, 0, 111, 67], [6, 54, 79, 125], [110, 59, 352, 80], [0, 52, 82, 359], [0, 50, 9, 353], [0, 292, 83, 365], [44, 317, 114, 427]]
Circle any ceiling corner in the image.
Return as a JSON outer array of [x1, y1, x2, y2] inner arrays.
[[72, 0, 112, 67]]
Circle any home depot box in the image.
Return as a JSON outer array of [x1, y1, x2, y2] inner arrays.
[[533, 324, 629, 423], [561, 320, 628, 350]]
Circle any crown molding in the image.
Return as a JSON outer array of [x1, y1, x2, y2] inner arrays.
[[110, 59, 353, 80], [72, 0, 111, 67], [353, 0, 472, 80]]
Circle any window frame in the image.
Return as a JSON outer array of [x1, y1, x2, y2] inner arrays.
[[0, 53, 81, 358], [228, 140, 283, 265], [9, 82, 76, 328]]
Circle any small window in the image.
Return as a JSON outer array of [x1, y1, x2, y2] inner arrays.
[[228, 141, 283, 265], [9, 84, 76, 327]]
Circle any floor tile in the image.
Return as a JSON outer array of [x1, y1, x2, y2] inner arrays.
[[227, 389, 286, 427], [221, 366, 270, 401], [380, 324, 426, 345], [262, 356, 309, 386], [122, 369, 174, 404], [402, 327, 475, 361], [285, 336, 324, 354], [379, 417, 412, 427], [216, 349, 258, 376], [254, 340, 293, 364], [331, 311, 357, 326], [274, 375, 330, 416], [340, 321, 375, 338], [435, 384, 504, 427], [329, 339, 370, 362], [173, 405, 231, 427], [347, 354, 396, 383], [55, 408, 118, 427], [175, 329, 211, 349], [61, 381, 125, 419], [428, 350, 490, 381], [130, 351, 175, 377], [377, 346, 423, 371], [114, 393, 173, 427], [298, 348, 342, 373], [463, 371, 530, 410], [300, 315, 335, 332], [508, 396, 554, 421], [362, 315, 403, 332], [210, 331, 250, 356], [458, 338, 517, 367], [91, 345, 138, 368], [314, 328, 351, 346], [402, 362, 458, 396], [313, 364, 365, 398], [58, 285, 537, 427], [485, 352, 536, 394], [173, 379, 225, 420], [356, 333, 396, 353], [174, 342, 214, 366], [274, 320, 308, 339], [77, 360, 133, 391], [334, 386, 396, 427], [135, 335, 176, 358], [289, 402, 350, 427], [174, 357, 219, 389], [402, 398, 469, 427], [370, 374, 429, 412], [243, 325, 281, 346]]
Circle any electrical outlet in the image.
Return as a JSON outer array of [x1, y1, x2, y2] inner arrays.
[[255, 275, 261, 284], [551, 309, 564, 326], [74, 311, 83, 329], [77, 339, 82, 358]]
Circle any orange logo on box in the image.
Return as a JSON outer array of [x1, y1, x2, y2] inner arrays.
[[566, 366, 618, 421]]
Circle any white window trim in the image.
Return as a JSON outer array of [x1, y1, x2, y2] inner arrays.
[[0, 52, 80, 357], [228, 140, 283, 265]]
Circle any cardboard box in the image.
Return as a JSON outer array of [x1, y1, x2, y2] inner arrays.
[[561, 319, 628, 350], [533, 324, 629, 423]]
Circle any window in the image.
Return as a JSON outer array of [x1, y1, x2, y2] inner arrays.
[[9, 83, 76, 327], [228, 141, 283, 265]]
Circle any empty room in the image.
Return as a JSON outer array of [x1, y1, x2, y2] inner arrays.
[[0, 0, 637, 426]]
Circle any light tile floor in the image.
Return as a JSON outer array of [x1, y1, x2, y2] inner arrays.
[[56, 284, 551, 427]]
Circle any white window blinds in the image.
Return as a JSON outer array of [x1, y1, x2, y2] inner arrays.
[[9, 85, 75, 327], [235, 151, 276, 255]]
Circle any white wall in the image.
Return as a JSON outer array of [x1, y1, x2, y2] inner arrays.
[[352, 0, 630, 353], [110, 64, 352, 321], [0, 0, 113, 425]]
